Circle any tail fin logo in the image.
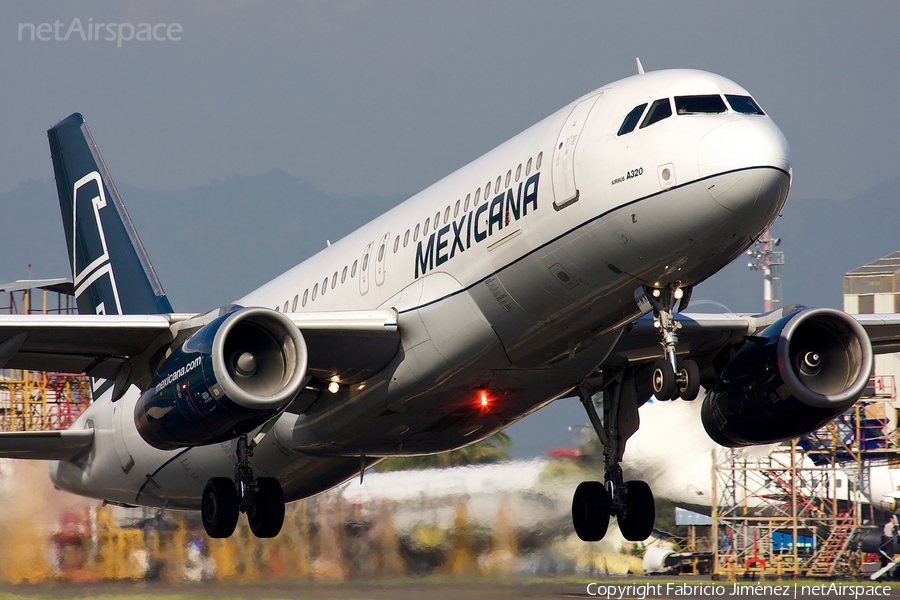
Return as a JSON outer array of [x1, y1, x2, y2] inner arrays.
[[72, 171, 122, 315]]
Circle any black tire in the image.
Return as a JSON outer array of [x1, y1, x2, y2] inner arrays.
[[650, 359, 676, 400], [202, 477, 239, 538], [618, 480, 656, 542], [572, 481, 611, 542], [677, 359, 701, 401], [248, 477, 285, 538]]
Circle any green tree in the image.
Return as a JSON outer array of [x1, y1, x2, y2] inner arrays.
[[374, 432, 512, 472]]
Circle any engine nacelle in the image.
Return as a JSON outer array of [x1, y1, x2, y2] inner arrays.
[[701, 308, 872, 447], [135, 307, 308, 450]]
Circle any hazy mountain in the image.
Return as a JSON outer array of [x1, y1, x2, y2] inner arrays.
[[0, 170, 406, 312], [3, 170, 898, 458], [693, 174, 900, 314]]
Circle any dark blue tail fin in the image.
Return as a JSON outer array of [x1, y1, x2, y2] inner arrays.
[[48, 113, 173, 316]]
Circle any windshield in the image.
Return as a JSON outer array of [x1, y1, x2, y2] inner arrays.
[[674, 95, 727, 115]]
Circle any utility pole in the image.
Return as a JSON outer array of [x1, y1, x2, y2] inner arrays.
[[747, 231, 784, 312]]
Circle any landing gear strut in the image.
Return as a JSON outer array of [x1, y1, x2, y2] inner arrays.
[[201, 434, 285, 539], [645, 285, 700, 401], [572, 374, 656, 542]]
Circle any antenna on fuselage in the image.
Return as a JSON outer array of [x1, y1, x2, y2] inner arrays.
[[636, 57, 645, 75]]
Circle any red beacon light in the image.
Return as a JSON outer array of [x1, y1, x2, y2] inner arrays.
[[476, 390, 496, 413]]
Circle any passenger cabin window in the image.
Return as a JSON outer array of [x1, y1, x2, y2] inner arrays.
[[393, 235, 400, 253], [536, 152, 542, 170], [505, 170, 512, 187], [332, 272, 338, 289], [435, 212, 441, 226], [485, 181, 491, 198], [725, 94, 765, 115], [283, 301, 289, 312], [302, 289, 308, 307], [515, 164, 522, 181], [341, 266, 348, 283], [617, 103, 648, 136], [474, 188, 481, 206], [351, 260, 358, 277], [444, 207, 450, 223], [322, 277, 328, 295], [464, 194, 471, 211], [292, 295, 298, 311], [423, 218, 430, 236], [495, 176, 501, 191], [404, 229, 410, 247], [414, 224, 420, 241], [675, 95, 726, 114], [525, 158, 532, 176], [454, 199, 460, 218], [312, 283, 318, 301], [640, 99, 672, 129]]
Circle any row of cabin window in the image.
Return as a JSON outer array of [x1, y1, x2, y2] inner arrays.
[[277, 151, 545, 312], [278, 259, 360, 312], [392, 151, 544, 254]]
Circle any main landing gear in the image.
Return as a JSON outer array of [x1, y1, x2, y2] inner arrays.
[[571, 285, 704, 543], [645, 285, 700, 401], [201, 435, 285, 539], [572, 373, 656, 542]]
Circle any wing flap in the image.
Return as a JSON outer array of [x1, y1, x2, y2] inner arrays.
[[0, 430, 94, 461], [0, 309, 401, 386], [290, 309, 400, 383], [612, 309, 900, 369], [0, 313, 188, 378], [853, 314, 900, 354]]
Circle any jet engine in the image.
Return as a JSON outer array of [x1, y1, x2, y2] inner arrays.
[[701, 308, 872, 447], [135, 307, 308, 450]]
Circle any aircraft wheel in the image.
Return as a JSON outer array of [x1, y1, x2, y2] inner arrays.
[[677, 359, 701, 401], [618, 480, 656, 541], [572, 481, 611, 542], [651, 359, 676, 400], [248, 477, 285, 538], [202, 477, 239, 538]]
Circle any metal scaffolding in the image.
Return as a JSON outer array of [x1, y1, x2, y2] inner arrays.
[[0, 278, 91, 432], [712, 397, 900, 580]]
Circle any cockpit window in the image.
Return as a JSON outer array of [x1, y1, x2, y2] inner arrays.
[[674, 95, 727, 114], [617, 103, 647, 136], [639, 98, 672, 129], [725, 94, 765, 115]]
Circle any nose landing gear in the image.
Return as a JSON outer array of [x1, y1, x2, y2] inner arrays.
[[201, 434, 285, 539], [646, 285, 700, 401], [572, 373, 656, 542]]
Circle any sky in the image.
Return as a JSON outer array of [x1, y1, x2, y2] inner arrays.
[[2, 2, 900, 458], [3, 1, 899, 204]]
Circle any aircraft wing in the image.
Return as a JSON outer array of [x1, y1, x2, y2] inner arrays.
[[0, 309, 400, 385], [0, 430, 94, 460], [852, 314, 900, 354], [609, 308, 900, 366]]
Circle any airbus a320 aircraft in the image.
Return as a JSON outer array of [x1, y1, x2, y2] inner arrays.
[[2, 64, 899, 543]]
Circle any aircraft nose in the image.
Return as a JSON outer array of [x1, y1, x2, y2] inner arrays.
[[697, 119, 792, 214], [698, 118, 791, 177]]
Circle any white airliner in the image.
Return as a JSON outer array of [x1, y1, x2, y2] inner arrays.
[[2, 64, 899, 543]]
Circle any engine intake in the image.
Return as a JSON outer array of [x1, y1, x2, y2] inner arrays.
[[701, 308, 872, 447], [135, 307, 308, 450]]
